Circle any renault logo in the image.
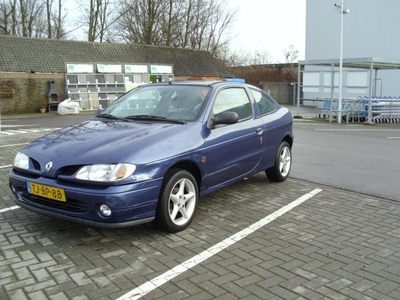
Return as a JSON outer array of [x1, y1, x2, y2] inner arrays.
[[45, 161, 53, 172]]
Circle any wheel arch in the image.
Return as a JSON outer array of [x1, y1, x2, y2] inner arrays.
[[165, 160, 202, 189], [282, 134, 293, 148]]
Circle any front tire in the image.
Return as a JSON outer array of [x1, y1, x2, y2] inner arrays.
[[155, 169, 198, 233], [266, 141, 292, 182]]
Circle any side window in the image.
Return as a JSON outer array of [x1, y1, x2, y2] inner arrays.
[[213, 88, 252, 121], [250, 89, 276, 115]]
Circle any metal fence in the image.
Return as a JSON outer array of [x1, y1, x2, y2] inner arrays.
[[316, 96, 400, 123]]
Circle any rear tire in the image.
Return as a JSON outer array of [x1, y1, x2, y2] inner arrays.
[[155, 169, 198, 233], [266, 141, 292, 182]]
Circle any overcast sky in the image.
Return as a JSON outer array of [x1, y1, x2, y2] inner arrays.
[[229, 0, 306, 63]]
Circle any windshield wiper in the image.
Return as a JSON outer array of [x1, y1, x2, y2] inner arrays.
[[124, 115, 186, 124], [125, 114, 166, 120], [96, 113, 122, 120]]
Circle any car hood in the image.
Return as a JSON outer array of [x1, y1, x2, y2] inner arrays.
[[22, 119, 202, 166]]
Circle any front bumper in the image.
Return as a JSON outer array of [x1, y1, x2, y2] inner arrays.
[[9, 170, 162, 228]]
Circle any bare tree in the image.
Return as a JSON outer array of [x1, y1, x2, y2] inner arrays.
[[54, 0, 65, 38], [250, 50, 273, 65], [0, 0, 66, 38], [45, 0, 52, 37], [0, 1, 12, 34], [164, 0, 178, 46], [44, 0, 66, 39], [1, 0, 22, 35], [218, 47, 273, 67], [284, 44, 299, 64], [117, 0, 166, 44], [217, 46, 249, 68], [19, 0, 46, 37], [116, 0, 236, 56], [87, 0, 99, 41], [81, 0, 119, 42], [197, 0, 235, 55]]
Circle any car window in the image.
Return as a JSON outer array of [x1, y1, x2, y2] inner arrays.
[[213, 88, 252, 121], [250, 89, 276, 115], [102, 85, 209, 121]]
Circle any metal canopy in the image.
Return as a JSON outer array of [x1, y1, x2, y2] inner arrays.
[[296, 57, 400, 122], [298, 57, 400, 70]]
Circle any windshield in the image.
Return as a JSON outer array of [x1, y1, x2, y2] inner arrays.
[[99, 84, 210, 122]]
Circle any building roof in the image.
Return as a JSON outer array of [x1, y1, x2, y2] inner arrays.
[[0, 35, 232, 77]]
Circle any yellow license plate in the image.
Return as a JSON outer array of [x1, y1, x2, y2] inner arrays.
[[28, 182, 67, 202]]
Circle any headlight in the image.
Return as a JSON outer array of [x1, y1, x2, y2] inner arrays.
[[75, 163, 136, 182], [13, 152, 29, 170]]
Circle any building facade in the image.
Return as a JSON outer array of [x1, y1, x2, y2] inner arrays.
[[305, 0, 400, 97]]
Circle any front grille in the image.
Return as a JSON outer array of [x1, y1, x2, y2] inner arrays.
[[19, 188, 88, 213], [58, 165, 82, 176], [13, 168, 40, 179], [31, 158, 41, 171]]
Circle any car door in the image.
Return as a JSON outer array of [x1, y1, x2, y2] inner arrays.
[[203, 86, 265, 188], [250, 87, 288, 168]]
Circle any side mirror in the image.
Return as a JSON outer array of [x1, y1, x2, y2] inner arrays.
[[208, 111, 239, 129], [213, 111, 239, 124]]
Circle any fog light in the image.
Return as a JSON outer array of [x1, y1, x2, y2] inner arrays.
[[99, 204, 112, 217]]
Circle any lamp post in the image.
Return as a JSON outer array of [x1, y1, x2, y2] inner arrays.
[[335, 0, 349, 124]]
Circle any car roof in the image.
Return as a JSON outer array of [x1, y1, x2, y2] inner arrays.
[[146, 80, 250, 88]]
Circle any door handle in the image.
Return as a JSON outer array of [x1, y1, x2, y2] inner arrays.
[[256, 127, 264, 135]]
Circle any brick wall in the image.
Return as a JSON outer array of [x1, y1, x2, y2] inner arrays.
[[0, 73, 65, 114]]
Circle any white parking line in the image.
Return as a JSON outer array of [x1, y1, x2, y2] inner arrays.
[[315, 128, 400, 132], [0, 131, 17, 136], [0, 124, 39, 128], [0, 143, 28, 148], [0, 206, 19, 213], [116, 188, 323, 300], [0, 165, 12, 169], [0, 128, 60, 136], [3, 130, 28, 133]]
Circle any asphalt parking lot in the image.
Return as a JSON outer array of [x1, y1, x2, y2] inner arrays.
[[1, 114, 400, 299]]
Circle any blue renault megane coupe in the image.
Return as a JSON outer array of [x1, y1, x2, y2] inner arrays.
[[9, 80, 293, 232]]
